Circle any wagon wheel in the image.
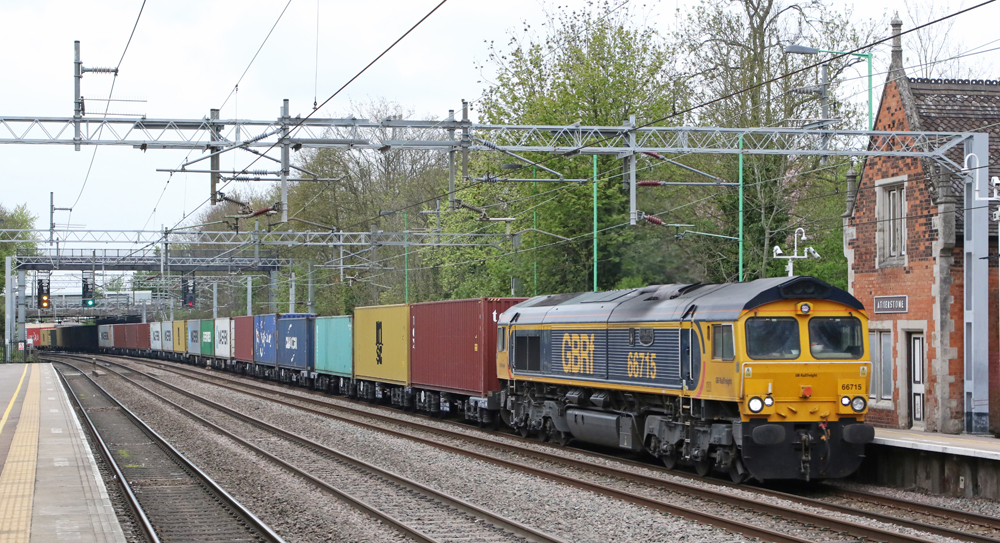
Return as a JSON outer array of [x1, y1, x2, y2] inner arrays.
[[728, 457, 749, 484], [518, 425, 531, 438], [661, 453, 678, 470], [555, 431, 572, 447], [694, 456, 712, 477]]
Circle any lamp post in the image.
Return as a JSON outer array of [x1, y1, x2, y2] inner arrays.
[[772, 228, 821, 276], [785, 45, 873, 131]]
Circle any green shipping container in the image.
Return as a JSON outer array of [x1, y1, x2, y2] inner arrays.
[[200, 319, 215, 357], [315, 316, 353, 377]]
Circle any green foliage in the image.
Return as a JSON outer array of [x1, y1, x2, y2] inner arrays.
[[0, 203, 37, 341]]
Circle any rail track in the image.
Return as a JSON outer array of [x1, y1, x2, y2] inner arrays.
[[51, 355, 569, 543], [51, 360, 284, 543], [63, 352, 1000, 543]]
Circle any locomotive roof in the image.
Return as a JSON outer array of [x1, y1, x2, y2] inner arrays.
[[498, 276, 864, 325]]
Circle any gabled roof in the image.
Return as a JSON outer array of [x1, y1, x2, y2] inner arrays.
[[901, 78, 1000, 236]]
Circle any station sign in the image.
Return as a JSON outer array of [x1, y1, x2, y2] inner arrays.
[[873, 295, 908, 314]]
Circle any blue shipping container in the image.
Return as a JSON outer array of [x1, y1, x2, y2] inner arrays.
[[187, 320, 202, 355], [315, 316, 353, 377], [278, 315, 316, 370], [254, 314, 277, 365]]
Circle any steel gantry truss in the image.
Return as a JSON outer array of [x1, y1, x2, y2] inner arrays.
[[1, 93, 992, 431]]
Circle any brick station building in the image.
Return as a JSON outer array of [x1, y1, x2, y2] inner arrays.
[[843, 17, 1000, 434]]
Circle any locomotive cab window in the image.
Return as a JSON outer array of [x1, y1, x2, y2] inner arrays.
[[808, 317, 863, 359], [497, 327, 506, 352], [745, 317, 800, 360], [712, 324, 734, 360]]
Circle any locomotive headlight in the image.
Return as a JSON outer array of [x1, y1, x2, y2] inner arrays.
[[763, 396, 774, 407], [748, 396, 765, 413], [851, 396, 867, 412], [841, 396, 851, 406]]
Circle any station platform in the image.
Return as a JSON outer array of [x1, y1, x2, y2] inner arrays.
[[0, 363, 125, 543], [874, 427, 1000, 461]]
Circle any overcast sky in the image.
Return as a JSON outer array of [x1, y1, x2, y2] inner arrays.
[[1, 0, 997, 238]]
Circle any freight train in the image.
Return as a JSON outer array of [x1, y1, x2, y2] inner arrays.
[[39, 276, 875, 482]]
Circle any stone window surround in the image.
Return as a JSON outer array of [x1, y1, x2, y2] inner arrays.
[[867, 321, 894, 410], [875, 175, 908, 268]]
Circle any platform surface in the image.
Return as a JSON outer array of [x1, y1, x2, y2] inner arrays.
[[874, 427, 1000, 461], [0, 363, 126, 543]]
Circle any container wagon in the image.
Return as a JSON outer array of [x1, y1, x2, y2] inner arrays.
[[314, 316, 353, 394], [187, 320, 202, 362], [172, 320, 187, 361], [212, 317, 232, 370], [136, 323, 151, 354], [233, 316, 254, 367], [276, 314, 315, 383], [354, 304, 410, 405], [98, 325, 114, 351], [150, 322, 162, 352], [199, 319, 215, 365], [410, 297, 525, 423], [252, 314, 278, 377], [161, 322, 173, 360], [113, 324, 126, 352]]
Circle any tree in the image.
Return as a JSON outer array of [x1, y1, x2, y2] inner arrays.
[[902, 0, 995, 80], [0, 203, 38, 343], [674, 0, 875, 283]]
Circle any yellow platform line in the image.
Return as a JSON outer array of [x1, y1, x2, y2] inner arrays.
[[0, 365, 40, 543], [0, 366, 28, 440]]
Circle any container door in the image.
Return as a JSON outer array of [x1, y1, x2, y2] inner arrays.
[[909, 333, 926, 430]]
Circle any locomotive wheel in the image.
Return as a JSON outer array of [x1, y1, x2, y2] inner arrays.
[[728, 458, 748, 484], [536, 428, 550, 443], [555, 431, 571, 447], [694, 457, 712, 477]]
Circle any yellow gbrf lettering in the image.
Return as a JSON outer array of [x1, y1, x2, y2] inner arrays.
[[562, 333, 595, 374]]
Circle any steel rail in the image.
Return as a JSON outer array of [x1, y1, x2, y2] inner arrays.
[[53, 363, 160, 543], [48, 359, 286, 543], [96, 354, 948, 543], [113, 353, 1000, 543], [56, 354, 566, 543]]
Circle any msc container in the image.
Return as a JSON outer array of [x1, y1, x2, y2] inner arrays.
[[277, 315, 315, 370], [136, 323, 151, 351], [172, 321, 187, 353], [411, 297, 526, 397], [187, 320, 202, 355], [315, 316, 353, 377], [254, 314, 277, 366], [200, 319, 215, 357], [98, 325, 113, 349], [233, 316, 254, 362], [354, 304, 410, 386], [150, 322, 162, 351], [162, 323, 173, 353], [214, 318, 232, 359]]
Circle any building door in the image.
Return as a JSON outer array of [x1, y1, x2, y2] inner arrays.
[[909, 333, 926, 430]]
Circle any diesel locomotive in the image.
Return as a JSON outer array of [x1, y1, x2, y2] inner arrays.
[[496, 276, 875, 482]]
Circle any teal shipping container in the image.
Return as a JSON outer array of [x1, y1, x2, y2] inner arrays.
[[315, 316, 353, 377], [187, 320, 202, 355], [200, 319, 215, 357]]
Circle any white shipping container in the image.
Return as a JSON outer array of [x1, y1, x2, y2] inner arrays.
[[98, 324, 113, 349], [150, 322, 162, 351], [215, 317, 232, 359]]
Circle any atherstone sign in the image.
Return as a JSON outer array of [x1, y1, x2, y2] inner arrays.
[[873, 295, 908, 314]]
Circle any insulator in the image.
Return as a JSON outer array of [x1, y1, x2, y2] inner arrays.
[[637, 181, 665, 186], [644, 215, 665, 226]]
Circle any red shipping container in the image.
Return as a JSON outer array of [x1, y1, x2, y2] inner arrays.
[[113, 324, 127, 348], [124, 324, 137, 350], [136, 323, 151, 350], [233, 316, 254, 362], [410, 297, 526, 397]]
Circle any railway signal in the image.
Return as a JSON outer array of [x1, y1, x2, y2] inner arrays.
[[37, 279, 50, 309], [181, 278, 196, 307], [81, 277, 96, 307]]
